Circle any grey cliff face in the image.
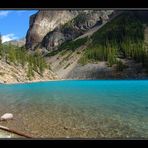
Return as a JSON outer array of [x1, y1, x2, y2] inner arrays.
[[26, 10, 79, 50], [26, 10, 114, 51]]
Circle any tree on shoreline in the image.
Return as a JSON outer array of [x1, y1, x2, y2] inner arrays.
[[0, 42, 49, 79]]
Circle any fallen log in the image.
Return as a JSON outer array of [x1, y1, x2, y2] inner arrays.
[[0, 125, 33, 138]]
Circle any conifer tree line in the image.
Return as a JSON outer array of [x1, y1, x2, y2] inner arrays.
[[0, 34, 48, 79], [80, 12, 148, 70]]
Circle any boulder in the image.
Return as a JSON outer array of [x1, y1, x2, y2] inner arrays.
[[0, 113, 13, 121]]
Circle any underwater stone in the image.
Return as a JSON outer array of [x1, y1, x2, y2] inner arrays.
[[0, 113, 13, 121]]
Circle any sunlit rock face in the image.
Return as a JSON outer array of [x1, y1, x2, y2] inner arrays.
[[26, 10, 114, 51], [26, 10, 79, 50]]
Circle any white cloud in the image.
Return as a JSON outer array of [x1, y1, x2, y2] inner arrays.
[[2, 34, 18, 43], [0, 11, 10, 18]]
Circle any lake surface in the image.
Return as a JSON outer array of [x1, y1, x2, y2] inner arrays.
[[0, 80, 148, 138]]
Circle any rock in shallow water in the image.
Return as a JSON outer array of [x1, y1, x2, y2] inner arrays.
[[0, 113, 13, 121]]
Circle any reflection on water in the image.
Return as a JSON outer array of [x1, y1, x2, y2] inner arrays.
[[0, 80, 148, 138]]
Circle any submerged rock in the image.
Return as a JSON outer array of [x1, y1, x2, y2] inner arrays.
[[0, 113, 13, 121]]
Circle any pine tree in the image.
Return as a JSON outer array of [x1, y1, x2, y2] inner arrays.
[[19, 47, 26, 67], [8, 43, 16, 64], [0, 33, 2, 58], [27, 55, 34, 79]]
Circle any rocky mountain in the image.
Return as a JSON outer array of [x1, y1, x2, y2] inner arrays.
[[26, 10, 114, 51], [3, 38, 26, 47], [1, 10, 147, 84], [26, 10, 79, 50], [25, 10, 148, 80]]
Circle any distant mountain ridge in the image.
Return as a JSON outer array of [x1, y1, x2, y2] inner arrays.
[[3, 38, 26, 47]]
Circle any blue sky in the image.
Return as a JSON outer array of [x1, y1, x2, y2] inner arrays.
[[0, 10, 38, 43]]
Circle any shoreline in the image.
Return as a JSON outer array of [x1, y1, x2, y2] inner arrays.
[[0, 78, 148, 85], [0, 79, 64, 85]]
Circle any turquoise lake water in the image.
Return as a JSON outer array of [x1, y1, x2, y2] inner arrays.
[[0, 80, 148, 138]]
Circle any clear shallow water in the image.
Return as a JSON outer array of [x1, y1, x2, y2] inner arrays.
[[0, 80, 148, 138]]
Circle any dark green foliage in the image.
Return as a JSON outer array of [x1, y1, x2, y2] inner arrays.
[[0, 34, 3, 59], [15, 47, 27, 67], [120, 40, 146, 63], [37, 54, 47, 76], [80, 12, 148, 68], [59, 37, 88, 51], [0, 44, 48, 79], [76, 51, 81, 54], [27, 55, 34, 80], [7, 43, 17, 64], [92, 12, 144, 45], [46, 50, 61, 57], [79, 42, 118, 66], [84, 45, 106, 61], [27, 52, 47, 77], [0, 45, 3, 59], [46, 37, 88, 58], [107, 48, 117, 67]]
